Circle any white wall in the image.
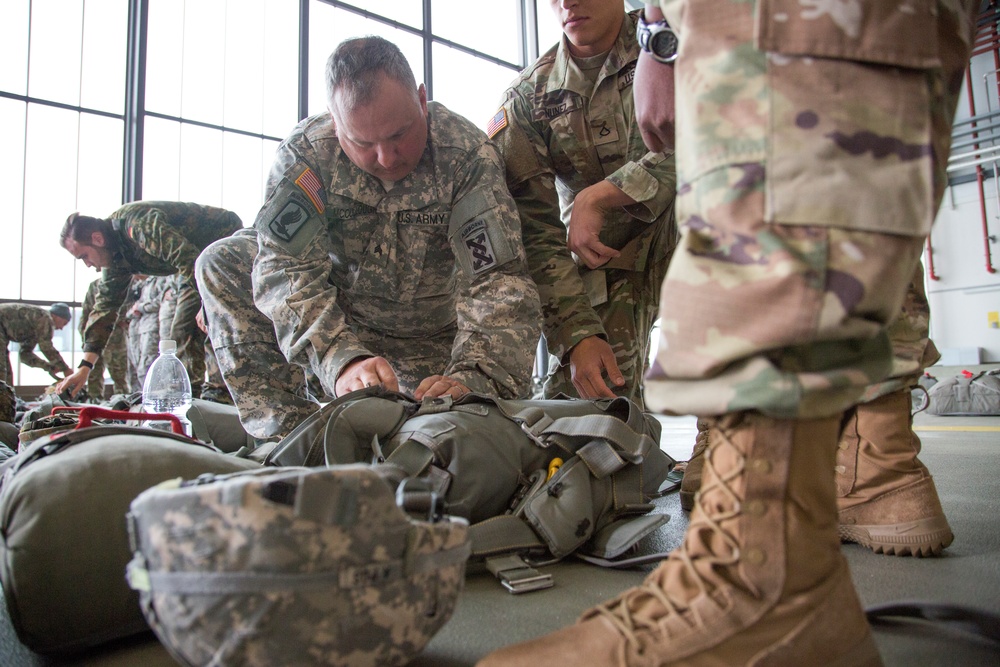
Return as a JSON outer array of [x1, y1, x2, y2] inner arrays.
[[926, 46, 1000, 363]]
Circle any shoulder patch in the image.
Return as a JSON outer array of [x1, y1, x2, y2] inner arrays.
[[267, 200, 312, 242], [486, 108, 508, 139], [460, 219, 498, 275], [294, 167, 326, 214]]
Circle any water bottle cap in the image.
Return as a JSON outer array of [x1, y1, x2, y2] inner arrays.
[[159, 339, 177, 354]]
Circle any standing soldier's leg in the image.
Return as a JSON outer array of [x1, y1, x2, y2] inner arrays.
[[837, 261, 952, 555]]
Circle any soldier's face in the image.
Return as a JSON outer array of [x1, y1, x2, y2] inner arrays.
[[550, 0, 624, 58], [63, 236, 112, 271], [332, 76, 429, 183]]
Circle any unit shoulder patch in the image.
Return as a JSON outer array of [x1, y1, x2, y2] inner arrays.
[[268, 200, 312, 243], [460, 219, 498, 275]]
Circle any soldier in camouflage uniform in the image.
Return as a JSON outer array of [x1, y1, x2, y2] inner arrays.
[[80, 279, 131, 398], [253, 37, 541, 401], [197, 229, 317, 440], [0, 303, 72, 386], [479, 2, 980, 666], [126, 276, 168, 393], [55, 202, 241, 399], [490, 2, 676, 409]]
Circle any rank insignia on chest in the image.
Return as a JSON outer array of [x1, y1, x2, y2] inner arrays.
[[268, 201, 311, 242], [486, 108, 508, 139]]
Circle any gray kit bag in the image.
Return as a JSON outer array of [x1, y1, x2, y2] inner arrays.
[[126, 464, 471, 667], [0, 414, 259, 654], [266, 388, 675, 585], [926, 369, 1000, 415]]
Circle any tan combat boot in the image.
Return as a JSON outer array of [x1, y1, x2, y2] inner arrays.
[[837, 388, 953, 556], [678, 418, 710, 511], [476, 412, 882, 667]]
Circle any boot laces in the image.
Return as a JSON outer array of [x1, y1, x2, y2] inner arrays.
[[594, 423, 747, 653]]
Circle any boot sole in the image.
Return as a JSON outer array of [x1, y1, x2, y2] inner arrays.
[[839, 515, 954, 557]]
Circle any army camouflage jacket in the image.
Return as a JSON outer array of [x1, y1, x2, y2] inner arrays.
[[253, 103, 542, 399], [490, 11, 676, 360], [0, 303, 71, 375], [84, 202, 242, 355]]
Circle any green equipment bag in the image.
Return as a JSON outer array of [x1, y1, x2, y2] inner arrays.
[[266, 388, 675, 588], [126, 464, 471, 667], [0, 408, 260, 654]]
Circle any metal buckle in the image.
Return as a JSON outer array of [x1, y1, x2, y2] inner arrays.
[[486, 554, 554, 594]]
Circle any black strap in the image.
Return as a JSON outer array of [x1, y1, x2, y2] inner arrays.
[[866, 601, 1000, 644]]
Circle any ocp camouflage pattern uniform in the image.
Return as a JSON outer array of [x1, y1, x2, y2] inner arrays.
[[0, 303, 72, 386], [645, 0, 978, 419], [127, 276, 169, 393], [80, 279, 130, 397], [0, 381, 15, 423], [82, 202, 241, 395], [253, 104, 542, 398], [859, 260, 940, 404], [491, 10, 677, 408], [197, 229, 319, 440]]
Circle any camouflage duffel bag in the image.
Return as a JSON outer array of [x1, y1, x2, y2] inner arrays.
[[0, 410, 260, 655], [126, 464, 471, 667]]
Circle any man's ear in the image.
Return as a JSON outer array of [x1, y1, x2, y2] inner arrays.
[[90, 231, 106, 248]]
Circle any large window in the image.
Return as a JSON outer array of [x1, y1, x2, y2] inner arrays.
[[1, 0, 558, 387]]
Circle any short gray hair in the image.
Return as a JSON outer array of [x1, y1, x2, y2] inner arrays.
[[325, 36, 418, 112]]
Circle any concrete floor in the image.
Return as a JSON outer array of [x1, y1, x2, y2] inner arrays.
[[1, 366, 999, 665]]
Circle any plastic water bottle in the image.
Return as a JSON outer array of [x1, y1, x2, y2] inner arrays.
[[141, 339, 192, 435]]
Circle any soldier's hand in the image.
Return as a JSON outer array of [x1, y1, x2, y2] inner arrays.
[[569, 335, 624, 399], [336, 357, 399, 396], [54, 368, 89, 399], [567, 182, 624, 269], [414, 375, 471, 401]]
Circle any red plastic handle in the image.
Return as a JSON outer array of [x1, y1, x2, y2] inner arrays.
[[51, 406, 84, 415], [74, 407, 186, 435]]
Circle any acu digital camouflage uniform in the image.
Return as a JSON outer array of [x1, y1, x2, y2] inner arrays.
[[197, 229, 319, 440], [645, 0, 979, 420], [253, 104, 542, 399], [80, 279, 130, 398], [0, 303, 72, 386], [491, 10, 676, 408], [126, 276, 169, 393], [81, 201, 241, 395]]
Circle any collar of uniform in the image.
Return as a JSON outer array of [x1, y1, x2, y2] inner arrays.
[[545, 10, 639, 98]]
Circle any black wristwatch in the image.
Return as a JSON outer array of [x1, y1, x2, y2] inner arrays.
[[637, 10, 678, 64], [78, 359, 94, 370]]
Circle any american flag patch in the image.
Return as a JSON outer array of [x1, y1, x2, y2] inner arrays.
[[486, 108, 508, 139], [295, 167, 326, 214]]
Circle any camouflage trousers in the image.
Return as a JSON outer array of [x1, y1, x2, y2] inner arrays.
[[541, 259, 668, 411], [858, 260, 941, 404], [89, 325, 130, 398], [645, 0, 977, 419], [127, 323, 160, 394], [196, 231, 319, 441]]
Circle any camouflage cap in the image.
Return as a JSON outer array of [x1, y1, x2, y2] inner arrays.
[[126, 464, 470, 666]]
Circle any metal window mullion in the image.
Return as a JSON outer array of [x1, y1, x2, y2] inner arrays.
[[299, 0, 309, 120], [423, 0, 433, 99], [123, 0, 149, 204]]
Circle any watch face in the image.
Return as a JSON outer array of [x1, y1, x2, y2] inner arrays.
[[650, 29, 678, 60]]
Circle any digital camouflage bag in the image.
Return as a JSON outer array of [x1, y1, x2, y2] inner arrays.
[[266, 388, 675, 591], [126, 464, 470, 667]]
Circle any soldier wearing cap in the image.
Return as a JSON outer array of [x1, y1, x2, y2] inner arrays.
[[251, 36, 541, 402], [489, 0, 676, 409], [0, 302, 73, 386], [55, 202, 242, 399]]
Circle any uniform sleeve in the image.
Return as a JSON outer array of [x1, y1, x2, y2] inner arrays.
[[444, 141, 542, 399], [252, 153, 372, 396], [607, 149, 677, 223], [83, 271, 132, 354], [21, 319, 69, 374], [127, 209, 205, 341], [493, 92, 604, 362]]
